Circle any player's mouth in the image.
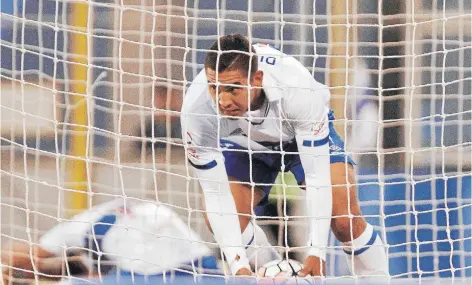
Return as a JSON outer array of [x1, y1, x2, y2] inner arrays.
[[221, 109, 241, 116]]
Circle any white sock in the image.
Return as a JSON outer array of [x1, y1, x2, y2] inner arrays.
[[343, 223, 389, 277], [241, 220, 281, 268]]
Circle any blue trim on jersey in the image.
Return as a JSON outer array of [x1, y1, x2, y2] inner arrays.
[[244, 221, 255, 249], [188, 159, 217, 170], [245, 232, 255, 250], [220, 109, 355, 207], [343, 230, 379, 256], [302, 135, 329, 147], [84, 214, 117, 272]]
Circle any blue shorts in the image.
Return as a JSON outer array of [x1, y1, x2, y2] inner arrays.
[[221, 110, 354, 206]]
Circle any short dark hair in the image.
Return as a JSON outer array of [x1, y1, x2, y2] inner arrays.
[[204, 34, 258, 77]]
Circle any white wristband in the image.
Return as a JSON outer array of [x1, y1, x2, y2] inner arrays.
[[229, 255, 251, 276]]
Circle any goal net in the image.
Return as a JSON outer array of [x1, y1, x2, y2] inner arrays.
[[0, 0, 470, 284]]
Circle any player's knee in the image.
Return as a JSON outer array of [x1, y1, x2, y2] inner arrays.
[[331, 216, 356, 241], [238, 215, 252, 232], [332, 213, 367, 242]]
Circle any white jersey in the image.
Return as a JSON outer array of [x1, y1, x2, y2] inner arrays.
[[181, 44, 333, 261], [39, 199, 212, 275], [181, 44, 330, 165]]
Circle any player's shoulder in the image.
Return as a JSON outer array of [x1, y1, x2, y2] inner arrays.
[[253, 43, 282, 56], [182, 70, 212, 114], [106, 202, 181, 234], [253, 44, 298, 70], [68, 199, 125, 223], [128, 201, 175, 218], [253, 44, 329, 102], [253, 44, 313, 88], [282, 78, 330, 106]]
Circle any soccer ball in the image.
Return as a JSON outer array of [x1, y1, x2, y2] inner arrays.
[[257, 259, 303, 278]]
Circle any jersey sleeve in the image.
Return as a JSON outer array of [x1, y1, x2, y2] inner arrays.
[[38, 199, 124, 255], [180, 103, 250, 274], [285, 84, 333, 261], [181, 106, 221, 169], [284, 83, 330, 139]]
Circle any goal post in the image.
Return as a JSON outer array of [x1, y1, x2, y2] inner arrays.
[[328, 0, 352, 137], [68, 1, 90, 215], [0, 0, 471, 283]]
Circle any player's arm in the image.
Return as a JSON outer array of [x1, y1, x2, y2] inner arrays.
[[1, 242, 53, 283], [286, 86, 333, 277], [38, 198, 124, 255], [1, 242, 88, 283], [21, 200, 126, 280], [181, 110, 250, 276], [2, 200, 124, 282]]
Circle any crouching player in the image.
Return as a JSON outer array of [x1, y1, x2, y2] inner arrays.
[[1, 199, 219, 284], [180, 34, 389, 277]]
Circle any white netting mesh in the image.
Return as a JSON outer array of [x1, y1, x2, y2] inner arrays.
[[0, 0, 470, 283]]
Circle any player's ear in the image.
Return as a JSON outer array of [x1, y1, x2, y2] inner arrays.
[[251, 70, 263, 86]]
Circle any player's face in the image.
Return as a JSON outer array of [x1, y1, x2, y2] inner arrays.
[[206, 68, 263, 118]]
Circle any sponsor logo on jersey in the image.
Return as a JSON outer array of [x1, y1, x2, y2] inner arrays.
[[186, 132, 199, 159], [312, 120, 326, 136], [329, 143, 343, 154], [220, 141, 235, 149], [186, 132, 193, 145]]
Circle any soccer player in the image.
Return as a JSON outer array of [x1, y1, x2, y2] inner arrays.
[[181, 34, 389, 277], [1, 199, 218, 283]]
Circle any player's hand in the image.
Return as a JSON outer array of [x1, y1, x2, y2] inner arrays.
[[298, 255, 326, 277], [235, 267, 252, 276]]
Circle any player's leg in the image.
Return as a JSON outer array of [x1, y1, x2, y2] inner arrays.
[[288, 110, 389, 277], [201, 177, 263, 232], [291, 163, 388, 278], [329, 162, 366, 242], [330, 162, 388, 277], [201, 138, 281, 268], [327, 109, 388, 277], [201, 178, 280, 268], [227, 181, 282, 268]]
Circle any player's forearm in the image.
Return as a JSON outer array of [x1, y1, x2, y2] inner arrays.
[[1, 244, 64, 281], [297, 139, 333, 261], [192, 156, 250, 275], [305, 175, 332, 260]]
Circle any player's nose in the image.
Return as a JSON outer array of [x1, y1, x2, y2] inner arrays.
[[218, 92, 233, 108]]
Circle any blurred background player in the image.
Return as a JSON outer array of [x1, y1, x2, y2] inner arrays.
[[1, 199, 218, 284], [181, 34, 389, 277]]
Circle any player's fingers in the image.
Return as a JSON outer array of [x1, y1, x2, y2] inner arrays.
[[297, 267, 310, 277]]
